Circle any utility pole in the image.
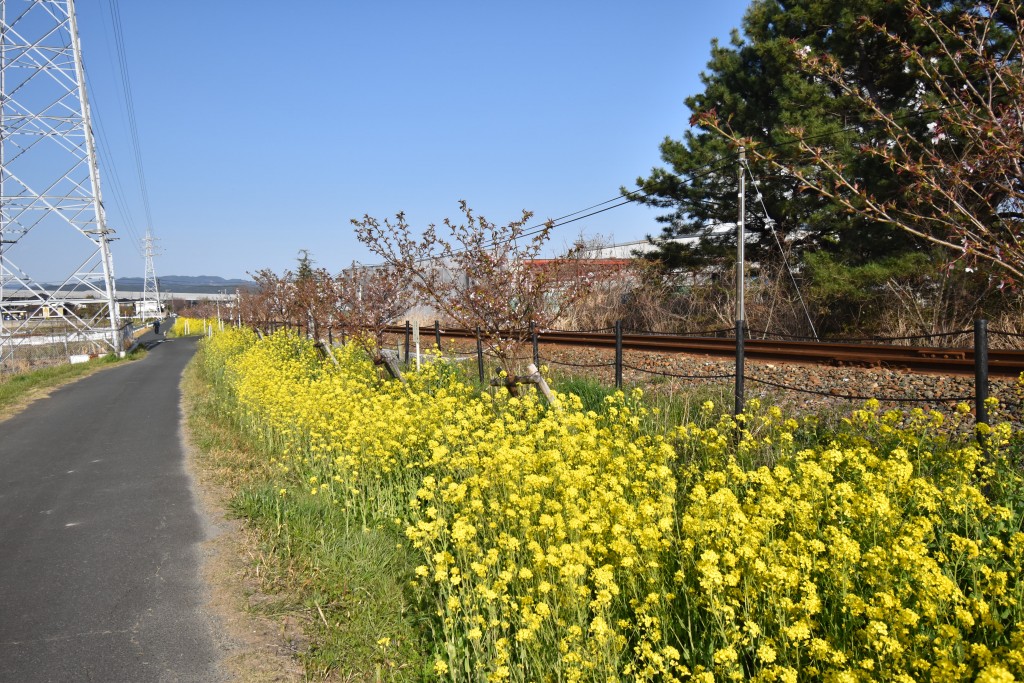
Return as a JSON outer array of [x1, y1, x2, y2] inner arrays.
[[735, 146, 746, 417]]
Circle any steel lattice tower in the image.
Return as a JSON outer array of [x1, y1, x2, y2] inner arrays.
[[141, 227, 160, 319], [0, 0, 120, 369]]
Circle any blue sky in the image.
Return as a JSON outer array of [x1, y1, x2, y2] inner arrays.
[[72, 0, 753, 279]]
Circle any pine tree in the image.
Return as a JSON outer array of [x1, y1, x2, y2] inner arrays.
[[630, 0, 964, 271]]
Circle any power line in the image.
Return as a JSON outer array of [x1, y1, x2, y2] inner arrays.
[[493, 154, 741, 249], [107, 0, 155, 239], [354, 154, 742, 269], [741, 160, 818, 340], [84, 69, 142, 253], [363, 98, 972, 267]]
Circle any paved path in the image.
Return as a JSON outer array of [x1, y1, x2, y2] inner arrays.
[[0, 334, 220, 682]]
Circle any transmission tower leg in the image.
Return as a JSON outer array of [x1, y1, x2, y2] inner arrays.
[[1, 0, 121, 367]]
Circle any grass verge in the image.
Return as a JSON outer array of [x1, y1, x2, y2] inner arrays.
[[182, 351, 429, 681]]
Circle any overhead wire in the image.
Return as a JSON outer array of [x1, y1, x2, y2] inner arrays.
[[84, 69, 142, 253], [741, 160, 819, 340], [367, 98, 970, 267], [473, 154, 740, 253], [75, 0, 145, 254], [107, 0, 156, 241]]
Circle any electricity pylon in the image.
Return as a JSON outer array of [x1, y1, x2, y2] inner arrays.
[[0, 0, 121, 370], [141, 228, 160, 319]]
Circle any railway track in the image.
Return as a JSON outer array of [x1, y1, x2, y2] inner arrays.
[[385, 325, 1024, 378]]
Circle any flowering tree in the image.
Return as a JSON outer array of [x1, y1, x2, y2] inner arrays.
[[352, 200, 592, 380], [292, 265, 341, 342], [239, 268, 293, 335], [335, 263, 413, 372], [704, 0, 1024, 284]]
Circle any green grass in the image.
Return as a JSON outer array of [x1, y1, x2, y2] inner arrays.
[[182, 356, 430, 681], [547, 370, 735, 434], [0, 351, 143, 417], [230, 486, 428, 680]]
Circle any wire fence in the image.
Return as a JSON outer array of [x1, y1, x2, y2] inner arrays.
[[622, 361, 736, 382], [540, 355, 616, 370], [744, 375, 973, 404], [364, 318, 1022, 421]]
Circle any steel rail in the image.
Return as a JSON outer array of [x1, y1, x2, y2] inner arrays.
[[383, 325, 1024, 378]]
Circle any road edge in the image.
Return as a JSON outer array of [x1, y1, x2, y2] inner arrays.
[[178, 366, 305, 683]]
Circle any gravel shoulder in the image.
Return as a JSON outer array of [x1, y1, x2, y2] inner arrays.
[[180, 385, 305, 683]]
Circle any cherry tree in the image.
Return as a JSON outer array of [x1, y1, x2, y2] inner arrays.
[[352, 201, 593, 382], [335, 263, 413, 374]]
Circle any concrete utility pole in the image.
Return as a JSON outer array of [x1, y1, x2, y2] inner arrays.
[[735, 146, 746, 416], [0, 0, 121, 368]]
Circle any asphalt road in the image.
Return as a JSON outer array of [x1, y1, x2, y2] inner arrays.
[[0, 333, 220, 682]]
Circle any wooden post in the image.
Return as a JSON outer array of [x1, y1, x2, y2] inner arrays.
[[975, 319, 989, 429], [434, 320, 442, 351], [476, 326, 485, 385], [520, 363, 557, 406], [531, 321, 540, 367], [319, 339, 340, 367], [614, 320, 623, 389], [377, 349, 406, 384]]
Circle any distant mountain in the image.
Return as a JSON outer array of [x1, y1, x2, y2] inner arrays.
[[3, 276, 256, 294], [116, 275, 255, 293]]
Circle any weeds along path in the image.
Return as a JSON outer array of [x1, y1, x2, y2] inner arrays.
[[195, 328, 1024, 681]]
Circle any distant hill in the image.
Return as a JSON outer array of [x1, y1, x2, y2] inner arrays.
[[116, 275, 256, 294]]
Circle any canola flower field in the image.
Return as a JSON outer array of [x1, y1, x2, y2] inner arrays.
[[169, 317, 221, 337], [193, 323, 1024, 682]]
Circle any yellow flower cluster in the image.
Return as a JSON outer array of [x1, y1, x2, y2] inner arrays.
[[670, 401, 1024, 682], [198, 329, 1024, 681], [169, 316, 218, 337]]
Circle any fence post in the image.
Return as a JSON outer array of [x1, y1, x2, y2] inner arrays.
[[734, 320, 745, 416], [975, 318, 989, 429], [615, 320, 623, 389], [404, 320, 411, 366], [435, 320, 442, 352], [476, 326, 484, 385], [531, 321, 539, 367]]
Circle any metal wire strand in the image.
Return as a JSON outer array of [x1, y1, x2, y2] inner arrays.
[[540, 356, 616, 369], [621, 362, 735, 381], [746, 376, 972, 404]]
